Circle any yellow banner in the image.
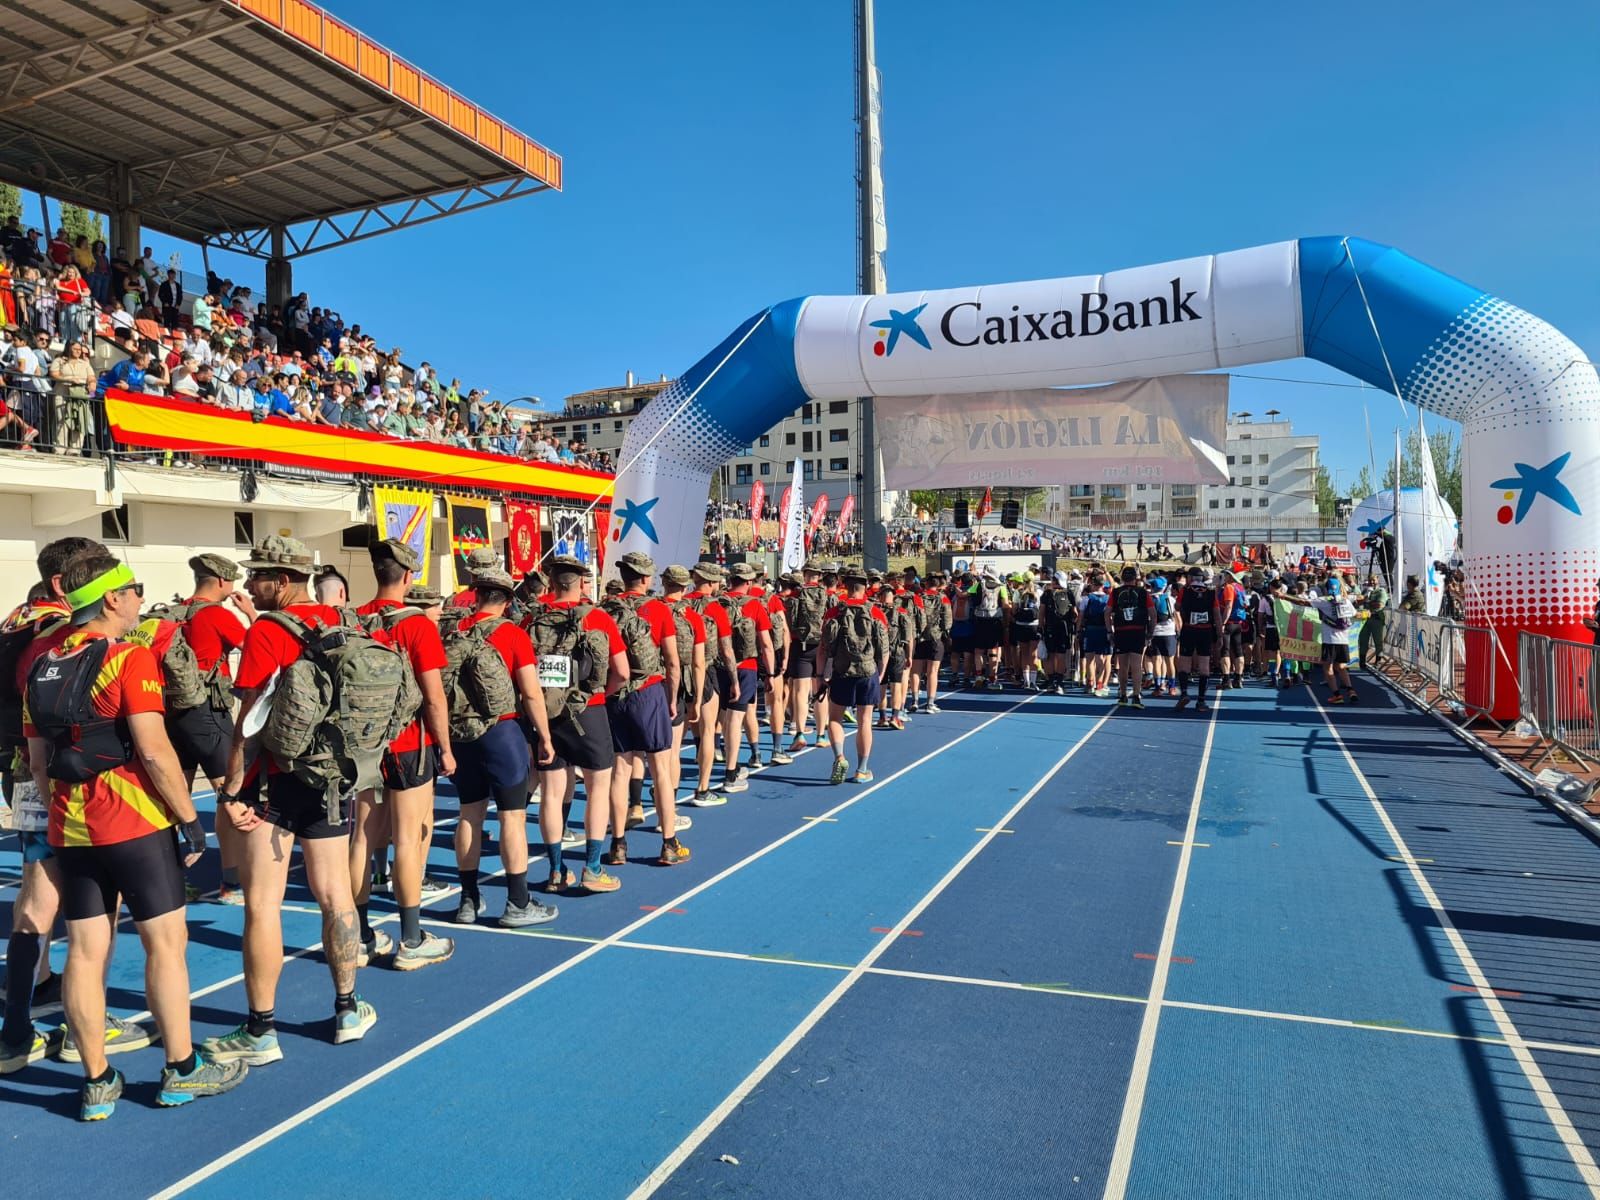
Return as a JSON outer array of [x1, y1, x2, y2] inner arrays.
[[374, 486, 435, 587]]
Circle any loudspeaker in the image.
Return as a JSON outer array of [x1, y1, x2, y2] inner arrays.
[[953, 499, 969, 529]]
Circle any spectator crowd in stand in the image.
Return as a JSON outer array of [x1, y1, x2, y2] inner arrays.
[[0, 215, 613, 473]]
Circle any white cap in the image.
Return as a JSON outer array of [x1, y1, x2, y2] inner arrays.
[[1054, 570, 1071, 586]]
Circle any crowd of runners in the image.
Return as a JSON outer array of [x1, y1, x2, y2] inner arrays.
[[0, 533, 1377, 1121]]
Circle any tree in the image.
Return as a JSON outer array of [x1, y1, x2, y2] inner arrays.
[[1314, 464, 1340, 525], [0, 183, 19, 225], [1380, 425, 1462, 514], [59, 202, 105, 245], [1350, 464, 1377, 502]]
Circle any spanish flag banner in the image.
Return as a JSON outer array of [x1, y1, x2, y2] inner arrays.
[[445, 494, 494, 588], [374, 486, 435, 587]]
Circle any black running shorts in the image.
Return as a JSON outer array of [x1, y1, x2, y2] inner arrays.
[[381, 744, 438, 792], [252, 770, 351, 839], [912, 638, 945, 662], [168, 704, 232, 780], [57, 827, 187, 923], [785, 642, 819, 680], [971, 618, 1003, 651], [1177, 628, 1215, 658], [548, 703, 617, 773], [1112, 630, 1148, 655], [1321, 643, 1351, 665]]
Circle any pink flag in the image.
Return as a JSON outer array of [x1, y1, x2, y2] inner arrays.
[[836, 493, 856, 536], [747, 480, 765, 549], [808, 494, 831, 537]]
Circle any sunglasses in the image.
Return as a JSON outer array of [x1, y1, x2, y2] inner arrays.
[[116, 582, 145, 599]]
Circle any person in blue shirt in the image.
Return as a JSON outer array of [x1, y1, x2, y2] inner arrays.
[[96, 349, 151, 397]]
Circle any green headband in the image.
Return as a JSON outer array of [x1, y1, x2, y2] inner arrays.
[[65, 561, 134, 611]]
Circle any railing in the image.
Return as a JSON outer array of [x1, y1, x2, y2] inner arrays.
[[1517, 632, 1599, 770], [1380, 611, 1503, 730]]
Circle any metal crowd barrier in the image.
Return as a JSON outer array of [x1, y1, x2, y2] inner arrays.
[[1380, 611, 1503, 729], [1518, 632, 1599, 770]]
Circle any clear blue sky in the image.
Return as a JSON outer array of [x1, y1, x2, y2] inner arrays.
[[92, 0, 1600, 492]]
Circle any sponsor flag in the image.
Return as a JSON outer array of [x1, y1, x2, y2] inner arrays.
[[808, 495, 831, 541], [780, 465, 806, 573], [1418, 418, 1446, 616], [1392, 430, 1404, 612], [445, 494, 493, 588], [748, 480, 766, 549], [976, 486, 993, 520], [836, 493, 856, 537], [593, 510, 610, 574], [374, 485, 434, 587], [506, 500, 541, 581]]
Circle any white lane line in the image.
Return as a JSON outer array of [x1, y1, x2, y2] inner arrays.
[[1308, 689, 1600, 1195], [626, 705, 1116, 1200], [154, 693, 1047, 1198], [1103, 695, 1222, 1200]]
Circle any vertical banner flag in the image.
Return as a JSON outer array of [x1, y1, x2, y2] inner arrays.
[[748, 480, 766, 549], [863, 0, 888, 296], [836, 493, 856, 538], [374, 485, 433, 587], [808, 495, 831, 542], [976, 486, 993, 521], [445, 494, 492, 588], [552, 508, 589, 564], [1392, 429, 1404, 612], [505, 500, 541, 581], [780, 466, 805, 573], [1418, 417, 1445, 616], [593, 510, 610, 574]]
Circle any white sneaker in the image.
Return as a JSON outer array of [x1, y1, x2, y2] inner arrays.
[[561, 827, 585, 847], [683, 790, 728, 808]]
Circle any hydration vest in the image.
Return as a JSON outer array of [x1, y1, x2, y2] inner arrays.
[[26, 637, 135, 784]]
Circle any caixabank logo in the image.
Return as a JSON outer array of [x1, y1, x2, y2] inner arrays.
[[866, 278, 1203, 358]]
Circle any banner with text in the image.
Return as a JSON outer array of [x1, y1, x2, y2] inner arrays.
[[873, 374, 1228, 490], [445, 494, 493, 588], [374, 486, 434, 588]]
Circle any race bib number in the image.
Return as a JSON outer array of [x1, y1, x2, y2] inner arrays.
[[1190, 612, 1210, 626], [1120, 607, 1137, 623], [538, 655, 572, 690], [7, 778, 48, 833]]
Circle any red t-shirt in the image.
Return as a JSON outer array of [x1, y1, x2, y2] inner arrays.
[[724, 587, 773, 671], [181, 596, 249, 679], [235, 603, 343, 772], [23, 631, 171, 848], [458, 611, 535, 722], [359, 598, 448, 752], [450, 587, 478, 609], [626, 594, 679, 690], [543, 600, 624, 706]]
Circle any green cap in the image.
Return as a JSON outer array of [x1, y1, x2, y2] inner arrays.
[[242, 535, 314, 575], [188, 552, 241, 582], [370, 537, 420, 572]]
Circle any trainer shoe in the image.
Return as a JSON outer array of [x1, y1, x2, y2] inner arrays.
[[333, 998, 378, 1045], [57, 1014, 152, 1063], [394, 931, 456, 971], [830, 756, 849, 784], [543, 867, 575, 895], [216, 884, 245, 907], [722, 772, 749, 794], [853, 768, 875, 783], [157, 1054, 248, 1107], [659, 838, 691, 866], [1345, 690, 1360, 704], [499, 899, 559, 928], [625, 804, 646, 831], [1131, 694, 1145, 710], [673, 813, 693, 831], [1175, 694, 1189, 711], [421, 876, 450, 897], [603, 837, 628, 866], [683, 790, 727, 808], [561, 827, 586, 847], [786, 737, 812, 754], [925, 701, 942, 714], [746, 757, 767, 773], [200, 1023, 283, 1066], [358, 928, 395, 968], [770, 749, 794, 766], [1328, 693, 1344, 705], [890, 716, 906, 730], [79, 1068, 123, 1122], [451, 895, 481, 925], [1196, 700, 1212, 713], [579, 867, 621, 894], [0, 1028, 48, 1074], [841, 709, 857, 726]]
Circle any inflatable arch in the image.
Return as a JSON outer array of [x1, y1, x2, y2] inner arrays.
[[610, 238, 1598, 719]]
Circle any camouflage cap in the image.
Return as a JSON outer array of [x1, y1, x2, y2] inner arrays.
[[404, 584, 444, 606], [661, 564, 693, 587], [603, 578, 626, 596], [617, 550, 656, 576], [471, 567, 516, 593], [463, 546, 499, 570], [802, 558, 827, 573], [242, 534, 315, 575], [188, 552, 241, 582], [690, 561, 725, 581], [370, 537, 420, 572], [548, 554, 592, 577], [728, 562, 757, 580], [841, 565, 870, 583]]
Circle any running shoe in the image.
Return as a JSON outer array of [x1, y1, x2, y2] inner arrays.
[[451, 895, 481, 925], [499, 900, 559, 928], [747, 757, 767, 773], [830, 756, 849, 784], [770, 749, 794, 766], [543, 867, 575, 894], [200, 1023, 283, 1066], [79, 1068, 123, 1121], [853, 768, 875, 784], [0, 1028, 48, 1074], [841, 710, 857, 725], [579, 867, 621, 894], [1115, 695, 1129, 707], [1345, 690, 1360, 704], [333, 998, 377, 1045], [925, 702, 942, 714], [1131, 694, 1145, 710], [603, 837, 628, 866], [393, 931, 455, 971], [721, 773, 749, 794], [57, 1015, 152, 1063], [157, 1055, 248, 1107], [216, 884, 245, 907], [989, 680, 1003, 692], [1094, 687, 1110, 699], [358, 928, 395, 968], [1195, 700, 1212, 713], [1174, 694, 1190, 711], [786, 737, 812, 754], [659, 839, 691, 866], [624, 804, 646, 831], [31, 972, 62, 1011], [889, 716, 906, 731], [683, 790, 727, 808], [421, 876, 450, 897], [673, 814, 693, 831], [1328, 693, 1344, 704], [561, 827, 586, 847]]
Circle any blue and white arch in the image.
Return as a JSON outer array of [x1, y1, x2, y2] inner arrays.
[[611, 237, 1598, 717]]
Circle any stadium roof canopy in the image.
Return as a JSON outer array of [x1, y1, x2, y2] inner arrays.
[[0, 0, 562, 259]]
